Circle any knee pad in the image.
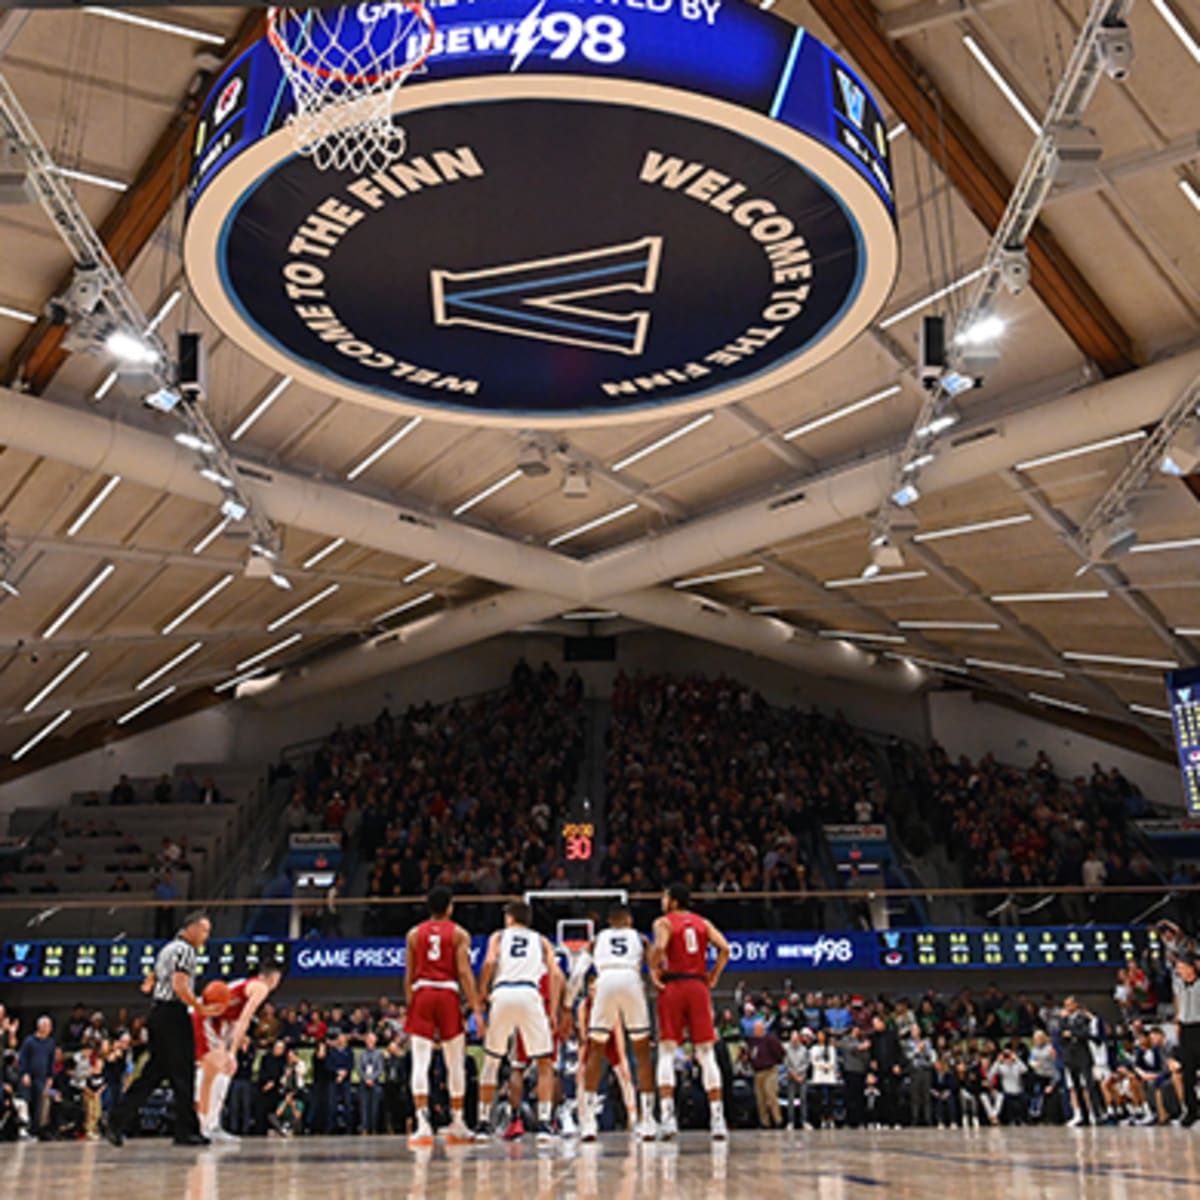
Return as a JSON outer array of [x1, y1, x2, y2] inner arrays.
[[480, 1055, 501, 1089], [444, 1035, 466, 1098], [657, 1043, 677, 1090], [696, 1044, 721, 1092], [410, 1036, 432, 1096]]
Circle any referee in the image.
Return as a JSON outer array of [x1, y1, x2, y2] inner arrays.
[[1175, 953, 1200, 1128], [104, 910, 217, 1146]]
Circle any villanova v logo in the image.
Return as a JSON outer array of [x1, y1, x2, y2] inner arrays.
[[430, 237, 662, 356], [836, 69, 866, 130]]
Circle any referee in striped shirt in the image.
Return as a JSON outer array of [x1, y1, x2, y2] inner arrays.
[[105, 910, 219, 1146]]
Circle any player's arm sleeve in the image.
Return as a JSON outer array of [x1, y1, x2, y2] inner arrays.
[[565, 946, 593, 1007]]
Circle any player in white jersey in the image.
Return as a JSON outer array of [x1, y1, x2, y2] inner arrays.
[[477, 899, 562, 1144], [567, 904, 657, 1141]]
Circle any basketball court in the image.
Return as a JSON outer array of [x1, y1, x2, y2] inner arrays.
[[6, 1129, 1200, 1199]]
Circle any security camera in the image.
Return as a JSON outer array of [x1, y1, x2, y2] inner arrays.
[[1097, 23, 1134, 83]]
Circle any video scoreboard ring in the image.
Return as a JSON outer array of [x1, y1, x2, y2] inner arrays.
[[877, 926, 1160, 970], [1, 939, 291, 984]]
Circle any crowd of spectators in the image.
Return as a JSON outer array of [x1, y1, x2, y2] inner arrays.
[[601, 673, 884, 928], [273, 661, 585, 935]]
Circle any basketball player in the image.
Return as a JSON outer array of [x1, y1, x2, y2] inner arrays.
[[577, 977, 635, 1132], [476, 900, 562, 1144], [569, 905, 657, 1141], [193, 962, 284, 1142], [649, 882, 731, 1140], [404, 886, 482, 1147]]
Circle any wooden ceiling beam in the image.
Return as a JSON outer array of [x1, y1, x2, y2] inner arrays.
[[2, 11, 265, 393], [806, 0, 1137, 376]]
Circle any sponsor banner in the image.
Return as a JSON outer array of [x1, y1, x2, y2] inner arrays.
[[823, 823, 888, 842], [1136, 818, 1200, 835], [289, 832, 343, 849]]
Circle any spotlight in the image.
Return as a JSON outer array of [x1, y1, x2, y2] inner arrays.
[[870, 538, 905, 570], [1097, 21, 1134, 82], [916, 409, 959, 439], [244, 556, 273, 580], [0, 139, 35, 207], [105, 329, 158, 366], [0, 579, 18, 597], [1161, 422, 1200, 477], [940, 370, 978, 397], [220, 497, 248, 521], [250, 542, 278, 560], [956, 315, 1006, 347], [562, 464, 590, 499], [517, 436, 551, 478], [144, 387, 182, 414], [270, 572, 293, 591], [1049, 122, 1103, 186], [1088, 512, 1138, 559], [861, 562, 882, 579], [175, 432, 215, 453], [997, 247, 1029, 296], [892, 483, 920, 508], [199, 467, 234, 489], [903, 453, 935, 473]]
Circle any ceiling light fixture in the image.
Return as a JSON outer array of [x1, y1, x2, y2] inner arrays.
[[819, 630, 907, 644], [11, 709, 73, 762], [1130, 703, 1172, 720], [237, 633, 303, 672], [269, 572, 293, 592], [198, 467, 234, 489], [548, 503, 639, 547], [891, 483, 921, 507], [612, 413, 714, 471], [66, 474, 121, 537], [673, 565, 766, 589], [302, 538, 346, 569], [22, 650, 90, 714], [956, 314, 1007, 346], [374, 591, 436, 623], [878, 269, 987, 330], [136, 641, 204, 691], [563, 610, 619, 620], [55, 165, 127, 193], [81, 6, 226, 44], [174, 432, 215, 454], [105, 329, 158, 366], [913, 514, 1033, 542], [161, 573, 234, 635], [0, 303, 36, 324], [1149, 0, 1200, 64], [453, 469, 523, 517], [884, 652, 969, 675], [966, 657, 1066, 679], [231, 377, 291, 441], [898, 620, 1001, 631], [1128, 536, 1200, 555], [42, 562, 115, 639], [991, 590, 1109, 603], [266, 583, 340, 632], [1061, 650, 1177, 670], [1015, 431, 1146, 471], [1181, 179, 1200, 213], [887, 122, 908, 141], [783, 385, 902, 440], [749, 604, 782, 614], [825, 570, 928, 589], [1028, 691, 1090, 715], [116, 685, 177, 726], [963, 34, 1041, 135], [214, 666, 266, 694], [346, 416, 422, 481], [403, 562, 437, 584]]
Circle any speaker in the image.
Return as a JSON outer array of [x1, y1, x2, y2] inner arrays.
[[177, 331, 207, 400]]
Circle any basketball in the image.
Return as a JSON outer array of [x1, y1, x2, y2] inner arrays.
[[202, 980, 231, 1010]]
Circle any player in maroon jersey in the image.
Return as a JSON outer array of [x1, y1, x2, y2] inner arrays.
[[191, 962, 284, 1142], [649, 881, 731, 1140], [404, 886, 483, 1146]]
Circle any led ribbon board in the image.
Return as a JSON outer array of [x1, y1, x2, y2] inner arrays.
[[186, 0, 896, 425], [1167, 665, 1200, 815]]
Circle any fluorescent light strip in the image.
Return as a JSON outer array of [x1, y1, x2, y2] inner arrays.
[[1016, 431, 1146, 471], [11, 709, 73, 762], [563, 610, 619, 620], [898, 620, 1001, 631], [1175, 628, 1200, 637], [214, 666, 266, 694], [94, 370, 118, 400], [374, 591, 435, 623], [888, 122, 908, 141], [231, 377, 291, 441], [612, 413, 714, 472], [963, 34, 1040, 135], [117, 685, 177, 726], [192, 518, 230, 555], [878, 269, 987, 330], [55, 165, 127, 193], [966, 657, 1065, 679], [452, 470, 523, 517], [161, 573, 234, 635], [23, 651, 90, 714], [1150, 0, 1200, 64], [147, 290, 182, 332], [1181, 179, 1200, 213], [819, 630, 907, 644], [0, 303, 36, 324], [237, 633, 303, 672], [991, 590, 1108, 603], [825, 570, 928, 589], [673, 565, 765, 589], [1130, 703, 1172, 721], [346, 416, 422, 480], [1131, 536, 1200, 554], [82, 6, 226, 44], [750, 605, 781, 614], [302, 538, 346, 569], [66, 474, 121, 537], [403, 562, 437, 584], [42, 563, 115, 639], [783, 385, 902, 440], [548, 502, 639, 547], [266, 584, 340, 632], [136, 642, 203, 691], [1028, 691, 1090, 715], [1062, 651, 1176, 670], [885, 652, 969, 675], [914, 514, 1033, 542]]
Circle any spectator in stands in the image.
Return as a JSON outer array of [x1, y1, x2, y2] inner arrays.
[[906, 1024, 935, 1126], [1027, 1029, 1061, 1123], [869, 1014, 905, 1128], [748, 1019, 785, 1130], [327, 1033, 355, 1133], [109, 775, 135, 806], [840, 1022, 872, 1129], [358, 1031, 384, 1134], [153, 775, 173, 805], [0, 1006, 18, 1053], [258, 1039, 288, 1135], [107, 874, 131, 894], [178, 770, 200, 805], [990, 1045, 1028, 1124], [200, 777, 223, 805], [17, 1016, 55, 1140], [784, 1029, 810, 1130], [809, 1028, 840, 1128]]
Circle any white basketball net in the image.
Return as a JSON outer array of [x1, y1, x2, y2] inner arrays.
[[267, 3, 436, 174]]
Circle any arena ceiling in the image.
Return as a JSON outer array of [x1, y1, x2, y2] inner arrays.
[[0, 0, 1198, 775]]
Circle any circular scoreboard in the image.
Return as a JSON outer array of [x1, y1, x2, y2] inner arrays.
[[186, 0, 898, 426]]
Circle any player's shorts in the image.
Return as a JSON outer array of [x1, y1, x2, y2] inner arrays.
[[657, 977, 716, 1046], [405, 984, 464, 1042], [588, 970, 650, 1041], [191, 1012, 229, 1061], [487, 983, 554, 1061]]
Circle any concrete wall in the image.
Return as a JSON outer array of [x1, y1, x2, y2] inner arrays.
[[928, 690, 1183, 811]]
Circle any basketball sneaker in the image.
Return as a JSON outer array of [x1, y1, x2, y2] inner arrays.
[[207, 1127, 240, 1146], [444, 1117, 474, 1145], [535, 1119, 557, 1146], [473, 1118, 495, 1142], [409, 1113, 435, 1148], [658, 1114, 678, 1141], [636, 1117, 658, 1142], [711, 1113, 728, 1141], [502, 1115, 525, 1141], [579, 1110, 598, 1143]]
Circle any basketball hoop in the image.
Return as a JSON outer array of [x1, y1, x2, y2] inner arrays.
[[266, 2, 436, 174]]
